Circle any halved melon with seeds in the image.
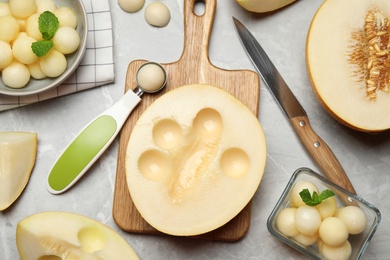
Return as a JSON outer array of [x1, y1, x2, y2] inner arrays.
[[126, 84, 267, 236], [306, 0, 390, 132]]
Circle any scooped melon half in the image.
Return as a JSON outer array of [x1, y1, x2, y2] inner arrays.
[[16, 212, 139, 259], [126, 84, 267, 236], [306, 0, 390, 132]]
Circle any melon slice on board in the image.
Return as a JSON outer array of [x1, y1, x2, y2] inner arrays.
[[126, 84, 267, 236]]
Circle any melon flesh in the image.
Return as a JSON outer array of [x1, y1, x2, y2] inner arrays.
[[306, 0, 390, 132], [0, 132, 37, 210], [16, 212, 139, 260], [126, 84, 267, 236], [236, 0, 296, 13]]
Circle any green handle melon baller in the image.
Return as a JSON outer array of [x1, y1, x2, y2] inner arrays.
[[47, 62, 167, 194]]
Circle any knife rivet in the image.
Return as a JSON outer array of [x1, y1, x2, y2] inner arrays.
[[299, 120, 306, 127], [314, 141, 320, 148]]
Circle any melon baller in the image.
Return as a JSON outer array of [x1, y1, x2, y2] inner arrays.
[[47, 62, 167, 194]]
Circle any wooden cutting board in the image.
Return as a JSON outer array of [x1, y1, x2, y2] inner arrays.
[[112, 0, 260, 242]]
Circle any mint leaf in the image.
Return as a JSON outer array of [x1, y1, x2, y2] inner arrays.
[[32, 11, 59, 57], [311, 191, 321, 205], [299, 188, 335, 207], [299, 189, 312, 205], [319, 189, 335, 201], [31, 40, 54, 57], [39, 11, 59, 40]]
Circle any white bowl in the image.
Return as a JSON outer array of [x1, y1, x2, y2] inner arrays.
[[0, 0, 87, 96]]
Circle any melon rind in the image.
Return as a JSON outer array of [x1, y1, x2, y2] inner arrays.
[[236, 0, 296, 13], [0, 132, 37, 211]]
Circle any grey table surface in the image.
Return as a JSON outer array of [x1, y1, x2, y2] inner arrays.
[[1, 0, 390, 259]]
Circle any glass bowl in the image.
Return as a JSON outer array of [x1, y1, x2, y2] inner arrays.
[[267, 167, 381, 260], [0, 0, 87, 96]]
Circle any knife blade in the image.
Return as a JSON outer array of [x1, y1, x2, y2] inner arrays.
[[233, 17, 356, 195]]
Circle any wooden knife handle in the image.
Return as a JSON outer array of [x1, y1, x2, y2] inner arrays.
[[290, 116, 357, 195]]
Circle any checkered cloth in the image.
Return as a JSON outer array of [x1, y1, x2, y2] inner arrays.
[[0, 0, 114, 111]]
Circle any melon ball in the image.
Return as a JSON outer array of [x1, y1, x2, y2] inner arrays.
[[320, 240, 352, 260], [16, 18, 26, 31], [295, 205, 321, 236], [137, 63, 166, 92], [9, 0, 36, 19], [11, 32, 28, 46], [26, 14, 43, 41], [319, 217, 349, 247], [337, 206, 367, 235], [0, 3, 11, 17], [118, 0, 145, 13], [290, 181, 319, 207], [0, 15, 20, 43], [35, 0, 57, 14], [53, 7, 77, 28], [1, 61, 30, 89], [293, 232, 319, 246], [12, 35, 38, 65], [39, 50, 67, 77], [315, 196, 337, 220], [13, 31, 28, 41], [144, 2, 171, 27], [276, 207, 299, 237], [0, 41, 13, 69], [53, 26, 80, 54], [28, 62, 47, 79]]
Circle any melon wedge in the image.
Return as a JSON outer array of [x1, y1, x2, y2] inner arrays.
[[306, 0, 390, 132], [16, 211, 139, 259], [0, 132, 37, 211], [236, 0, 297, 13], [126, 84, 267, 236]]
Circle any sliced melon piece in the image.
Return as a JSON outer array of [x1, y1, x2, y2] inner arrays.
[[126, 84, 267, 236], [0, 132, 37, 211], [306, 0, 390, 132], [16, 211, 139, 259], [235, 0, 296, 13]]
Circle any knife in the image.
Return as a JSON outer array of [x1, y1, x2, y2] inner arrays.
[[233, 17, 356, 195]]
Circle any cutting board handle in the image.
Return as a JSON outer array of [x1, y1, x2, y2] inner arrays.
[[181, 0, 216, 71]]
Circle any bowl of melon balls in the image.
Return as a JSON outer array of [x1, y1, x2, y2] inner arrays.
[[0, 0, 87, 96], [267, 168, 381, 260]]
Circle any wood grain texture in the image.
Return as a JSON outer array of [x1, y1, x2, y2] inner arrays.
[[112, 0, 261, 241]]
